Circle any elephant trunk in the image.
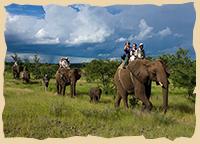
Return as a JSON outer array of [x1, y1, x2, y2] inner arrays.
[[158, 77, 168, 114], [162, 84, 168, 114]]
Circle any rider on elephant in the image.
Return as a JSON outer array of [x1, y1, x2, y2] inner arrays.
[[130, 43, 138, 61], [57, 57, 71, 76], [121, 41, 131, 68], [137, 43, 145, 59], [59, 57, 70, 69]]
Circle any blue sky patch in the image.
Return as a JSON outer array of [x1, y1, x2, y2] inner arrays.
[[5, 3, 45, 19]]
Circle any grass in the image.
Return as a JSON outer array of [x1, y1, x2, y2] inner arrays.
[[3, 71, 195, 140]]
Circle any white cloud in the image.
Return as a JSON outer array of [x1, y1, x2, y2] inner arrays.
[[5, 13, 44, 42], [5, 5, 113, 45], [7, 14, 19, 23], [116, 37, 126, 42], [133, 19, 154, 41], [174, 33, 183, 38], [109, 57, 120, 61], [98, 53, 110, 57], [65, 6, 112, 45], [158, 27, 172, 37], [34, 28, 60, 44], [35, 28, 47, 38]]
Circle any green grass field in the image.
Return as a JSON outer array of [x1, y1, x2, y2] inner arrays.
[[3, 71, 195, 140]]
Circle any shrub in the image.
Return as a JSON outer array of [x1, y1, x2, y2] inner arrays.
[[84, 60, 119, 94]]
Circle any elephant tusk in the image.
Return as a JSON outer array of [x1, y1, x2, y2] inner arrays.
[[159, 82, 163, 87]]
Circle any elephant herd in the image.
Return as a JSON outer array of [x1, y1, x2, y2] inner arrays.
[[11, 59, 170, 113]]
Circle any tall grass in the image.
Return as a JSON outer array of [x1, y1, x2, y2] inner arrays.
[[3, 71, 195, 140]]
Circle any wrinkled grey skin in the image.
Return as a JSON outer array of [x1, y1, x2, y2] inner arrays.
[[89, 87, 102, 103], [114, 59, 170, 113], [55, 67, 81, 97]]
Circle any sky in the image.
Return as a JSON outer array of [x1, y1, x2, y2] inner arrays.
[[4, 3, 195, 63]]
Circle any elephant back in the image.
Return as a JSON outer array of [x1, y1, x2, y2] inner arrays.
[[55, 67, 70, 83], [127, 59, 149, 83]]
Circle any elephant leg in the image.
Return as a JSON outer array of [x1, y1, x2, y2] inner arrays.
[[70, 83, 73, 97], [56, 83, 59, 94], [95, 95, 99, 103], [139, 95, 152, 112], [142, 81, 152, 111], [70, 83, 75, 98], [122, 93, 129, 109], [94, 96, 97, 103], [117, 89, 128, 108], [135, 85, 152, 112], [114, 91, 122, 108], [90, 96, 93, 103], [71, 82, 75, 97], [74, 82, 77, 96], [59, 86, 63, 95], [63, 86, 66, 96]]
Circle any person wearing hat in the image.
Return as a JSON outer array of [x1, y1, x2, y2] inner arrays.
[[121, 41, 131, 68], [137, 43, 145, 59], [129, 43, 138, 61]]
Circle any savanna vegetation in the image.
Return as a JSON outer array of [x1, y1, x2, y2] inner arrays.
[[3, 48, 196, 140]]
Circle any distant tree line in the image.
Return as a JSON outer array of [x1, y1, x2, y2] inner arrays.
[[5, 54, 58, 79]]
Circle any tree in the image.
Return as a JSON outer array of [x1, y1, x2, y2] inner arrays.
[[39, 64, 58, 79], [11, 53, 22, 64], [32, 55, 41, 79], [23, 58, 31, 70], [84, 60, 119, 94]]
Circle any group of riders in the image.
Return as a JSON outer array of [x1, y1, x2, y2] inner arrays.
[[121, 41, 145, 68], [58, 41, 146, 69]]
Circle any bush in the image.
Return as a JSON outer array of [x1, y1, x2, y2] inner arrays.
[[84, 60, 119, 94]]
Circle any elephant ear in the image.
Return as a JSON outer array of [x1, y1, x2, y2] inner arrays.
[[127, 60, 149, 83], [157, 59, 170, 77]]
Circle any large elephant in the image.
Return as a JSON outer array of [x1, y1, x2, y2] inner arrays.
[[114, 59, 170, 113], [55, 67, 81, 97]]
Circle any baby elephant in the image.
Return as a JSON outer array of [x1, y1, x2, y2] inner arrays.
[[89, 87, 102, 103]]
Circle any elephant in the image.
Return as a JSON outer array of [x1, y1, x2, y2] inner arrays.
[[55, 67, 81, 97], [89, 87, 102, 103], [21, 67, 30, 83], [114, 59, 170, 113], [12, 62, 23, 79]]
